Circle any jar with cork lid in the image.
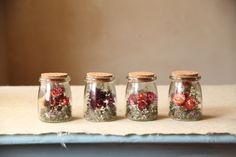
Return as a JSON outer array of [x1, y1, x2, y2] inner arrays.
[[38, 73, 72, 123], [169, 70, 202, 121], [84, 72, 117, 122], [126, 72, 158, 121]]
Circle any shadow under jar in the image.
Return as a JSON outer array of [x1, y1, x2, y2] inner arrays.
[[38, 73, 72, 123], [126, 72, 158, 121], [84, 72, 117, 122], [169, 70, 202, 121]]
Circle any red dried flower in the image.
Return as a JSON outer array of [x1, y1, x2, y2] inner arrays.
[[172, 93, 186, 106], [49, 97, 57, 106], [128, 94, 137, 105], [137, 93, 147, 102], [138, 100, 148, 110], [147, 92, 157, 103], [184, 97, 197, 110], [96, 99, 104, 108], [51, 87, 64, 98], [88, 88, 116, 109], [128, 92, 157, 110], [59, 96, 70, 106]]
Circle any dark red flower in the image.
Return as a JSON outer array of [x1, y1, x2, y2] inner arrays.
[[138, 100, 149, 110], [184, 97, 197, 110], [59, 96, 70, 106], [51, 87, 64, 98], [96, 99, 104, 108], [147, 92, 157, 103], [108, 95, 115, 104], [88, 88, 115, 109], [172, 93, 186, 106], [49, 97, 57, 106]]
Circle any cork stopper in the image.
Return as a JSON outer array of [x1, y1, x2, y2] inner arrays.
[[128, 72, 156, 81], [86, 72, 114, 81], [171, 70, 199, 79], [41, 73, 68, 80]]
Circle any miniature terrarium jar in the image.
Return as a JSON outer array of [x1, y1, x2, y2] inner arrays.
[[169, 70, 202, 121], [38, 73, 72, 123], [126, 72, 158, 121], [84, 72, 117, 122]]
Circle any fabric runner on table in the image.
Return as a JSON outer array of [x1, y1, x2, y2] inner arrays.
[[0, 85, 236, 136]]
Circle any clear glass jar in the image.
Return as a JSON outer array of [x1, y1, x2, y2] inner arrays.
[[38, 73, 72, 123], [84, 72, 117, 122], [126, 72, 158, 121], [169, 70, 202, 121]]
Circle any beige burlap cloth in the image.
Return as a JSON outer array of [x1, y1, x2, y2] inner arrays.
[[0, 85, 235, 135]]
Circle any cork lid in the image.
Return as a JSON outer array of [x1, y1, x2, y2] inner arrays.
[[41, 73, 69, 80], [171, 70, 199, 79], [86, 72, 114, 81], [128, 72, 156, 81]]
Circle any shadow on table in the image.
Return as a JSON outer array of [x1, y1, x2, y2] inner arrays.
[[116, 116, 126, 120], [157, 115, 169, 120], [201, 115, 217, 120]]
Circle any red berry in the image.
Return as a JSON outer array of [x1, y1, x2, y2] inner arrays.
[[60, 96, 69, 106], [184, 97, 197, 110], [172, 93, 186, 106]]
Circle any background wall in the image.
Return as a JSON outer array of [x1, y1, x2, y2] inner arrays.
[[1, 0, 236, 85], [0, 0, 8, 84]]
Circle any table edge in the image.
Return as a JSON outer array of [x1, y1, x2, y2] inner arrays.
[[0, 134, 236, 145]]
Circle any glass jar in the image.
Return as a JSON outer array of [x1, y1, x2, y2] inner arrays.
[[84, 72, 117, 122], [38, 73, 72, 123], [169, 70, 202, 121], [126, 72, 158, 121]]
